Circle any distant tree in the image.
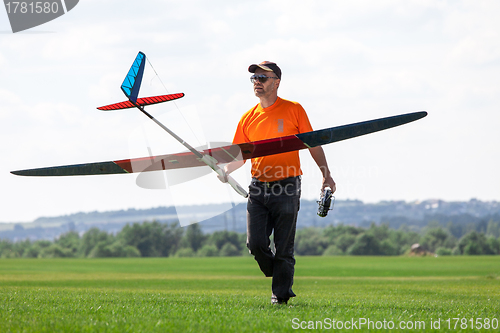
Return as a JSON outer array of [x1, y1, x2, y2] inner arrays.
[[295, 227, 327, 255], [447, 221, 465, 239], [220, 243, 240, 256], [421, 227, 456, 253], [398, 228, 421, 251], [88, 241, 113, 258], [323, 224, 361, 243], [22, 244, 41, 258], [22, 239, 52, 258], [0, 240, 17, 258], [12, 239, 32, 258], [16, 240, 50, 258], [347, 233, 382, 255], [323, 224, 361, 254], [465, 223, 477, 236], [22, 247, 38, 258], [197, 244, 219, 257], [476, 219, 489, 234], [121, 244, 141, 257], [88, 240, 140, 258], [35, 240, 52, 248], [80, 228, 112, 257], [457, 231, 495, 255], [183, 223, 206, 253], [486, 220, 500, 238], [118, 221, 182, 257], [55, 231, 80, 257], [322, 244, 343, 256], [379, 239, 399, 255], [386, 226, 420, 255], [334, 233, 356, 253], [367, 224, 401, 255], [160, 222, 184, 256], [208, 231, 243, 252], [436, 247, 452, 256], [486, 236, 500, 255], [175, 247, 195, 257], [119, 222, 158, 257], [39, 244, 75, 258], [368, 223, 391, 241]]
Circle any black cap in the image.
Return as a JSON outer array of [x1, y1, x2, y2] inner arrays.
[[248, 61, 282, 79]]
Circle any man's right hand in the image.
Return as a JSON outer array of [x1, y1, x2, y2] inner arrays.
[[217, 168, 229, 183], [217, 160, 245, 183]]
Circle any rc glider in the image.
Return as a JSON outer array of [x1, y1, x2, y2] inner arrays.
[[11, 52, 428, 199]]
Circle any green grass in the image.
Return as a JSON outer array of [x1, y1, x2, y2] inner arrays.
[[0, 256, 499, 332]]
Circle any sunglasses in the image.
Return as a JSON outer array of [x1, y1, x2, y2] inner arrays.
[[250, 74, 279, 84]]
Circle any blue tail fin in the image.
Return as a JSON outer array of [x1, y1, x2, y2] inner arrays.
[[121, 51, 146, 104]]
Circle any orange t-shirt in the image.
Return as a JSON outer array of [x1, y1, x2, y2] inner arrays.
[[233, 97, 313, 182]]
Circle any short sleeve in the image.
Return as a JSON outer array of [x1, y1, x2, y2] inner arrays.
[[232, 119, 249, 144], [296, 104, 313, 134]]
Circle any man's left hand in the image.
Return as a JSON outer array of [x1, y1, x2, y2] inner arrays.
[[323, 175, 336, 193]]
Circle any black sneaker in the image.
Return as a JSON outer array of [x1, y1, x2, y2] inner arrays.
[[271, 294, 288, 305]]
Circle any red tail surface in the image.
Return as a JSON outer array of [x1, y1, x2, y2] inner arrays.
[[97, 93, 185, 111]]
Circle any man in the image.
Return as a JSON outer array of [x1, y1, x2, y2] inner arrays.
[[221, 61, 335, 305]]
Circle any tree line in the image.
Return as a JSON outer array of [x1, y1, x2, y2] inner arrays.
[[0, 221, 246, 258], [295, 222, 500, 256], [1, 220, 499, 258]]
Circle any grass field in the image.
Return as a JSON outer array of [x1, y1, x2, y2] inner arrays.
[[0, 256, 499, 332]]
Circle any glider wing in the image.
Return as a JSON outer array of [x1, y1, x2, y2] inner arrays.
[[206, 110, 428, 161], [11, 111, 427, 177]]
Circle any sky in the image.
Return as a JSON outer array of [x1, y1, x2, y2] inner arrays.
[[1, 0, 499, 223]]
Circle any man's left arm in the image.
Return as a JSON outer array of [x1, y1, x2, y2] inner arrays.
[[308, 146, 336, 193]]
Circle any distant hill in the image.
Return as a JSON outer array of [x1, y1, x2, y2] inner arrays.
[[1, 199, 499, 241]]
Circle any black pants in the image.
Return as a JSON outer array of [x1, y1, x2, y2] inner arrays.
[[246, 176, 301, 301]]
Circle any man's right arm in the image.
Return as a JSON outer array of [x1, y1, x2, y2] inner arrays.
[[218, 160, 246, 183]]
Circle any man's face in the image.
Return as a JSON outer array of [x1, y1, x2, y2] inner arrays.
[[253, 68, 279, 99]]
